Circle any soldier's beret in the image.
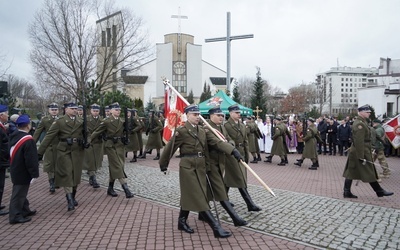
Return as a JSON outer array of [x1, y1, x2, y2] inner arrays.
[[47, 103, 59, 109], [358, 104, 371, 112], [208, 107, 223, 115], [184, 104, 200, 114], [308, 117, 315, 122], [373, 119, 382, 124], [64, 102, 78, 109], [90, 104, 100, 110], [0, 105, 8, 113], [228, 104, 241, 112], [16, 114, 31, 126], [109, 103, 121, 109]]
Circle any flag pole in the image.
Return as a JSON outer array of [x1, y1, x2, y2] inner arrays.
[[162, 78, 276, 197]]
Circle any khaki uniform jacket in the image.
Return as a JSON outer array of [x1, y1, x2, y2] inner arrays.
[[271, 123, 286, 156], [146, 116, 163, 149], [90, 116, 126, 180], [205, 120, 235, 201], [302, 124, 319, 159], [159, 122, 234, 211], [343, 116, 378, 182], [38, 115, 84, 187], [84, 115, 104, 171], [137, 118, 145, 149], [33, 115, 60, 173], [125, 117, 142, 152], [246, 121, 257, 153], [224, 118, 248, 188]]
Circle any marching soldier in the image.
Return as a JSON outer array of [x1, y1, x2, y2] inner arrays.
[[38, 102, 87, 211], [137, 116, 145, 157], [140, 110, 163, 160], [265, 116, 290, 165], [77, 105, 84, 118], [159, 104, 241, 238], [126, 109, 142, 162], [245, 116, 261, 163], [83, 104, 103, 188], [224, 104, 261, 212], [33, 103, 60, 193], [199, 107, 247, 226], [343, 104, 393, 198], [294, 118, 322, 170], [90, 102, 134, 198]]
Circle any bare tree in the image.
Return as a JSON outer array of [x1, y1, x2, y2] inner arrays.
[[279, 83, 317, 114], [0, 51, 12, 80], [29, 0, 152, 103]]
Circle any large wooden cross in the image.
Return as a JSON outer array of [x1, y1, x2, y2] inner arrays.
[[253, 106, 263, 119]]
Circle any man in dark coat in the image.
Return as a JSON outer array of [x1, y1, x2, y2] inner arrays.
[[342, 104, 393, 198], [294, 118, 322, 170], [159, 104, 241, 238], [0, 104, 10, 216], [38, 102, 86, 211], [33, 103, 60, 193], [327, 118, 338, 155], [8, 115, 39, 224], [224, 104, 261, 212], [317, 117, 327, 154], [125, 109, 142, 162], [90, 103, 134, 199], [337, 119, 351, 156]]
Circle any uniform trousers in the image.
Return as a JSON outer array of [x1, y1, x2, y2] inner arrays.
[[9, 184, 31, 221]]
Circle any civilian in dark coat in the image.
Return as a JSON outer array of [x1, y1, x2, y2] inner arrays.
[[327, 119, 338, 155], [0, 105, 10, 216], [337, 119, 352, 156], [8, 115, 39, 224], [317, 117, 327, 154]]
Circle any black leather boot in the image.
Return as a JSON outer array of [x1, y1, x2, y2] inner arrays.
[[370, 182, 394, 197], [138, 152, 146, 159], [138, 149, 143, 157], [49, 178, 55, 193], [284, 156, 288, 164], [72, 189, 78, 206], [309, 163, 318, 170], [121, 183, 134, 198], [238, 188, 262, 212], [220, 200, 247, 226], [264, 155, 272, 163], [91, 176, 100, 188], [199, 210, 231, 238], [277, 159, 286, 166], [178, 209, 194, 233], [294, 159, 303, 167], [130, 156, 137, 162], [315, 161, 320, 167], [89, 175, 94, 186], [257, 153, 261, 161], [343, 179, 357, 198], [153, 153, 160, 160], [250, 156, 258, 163], [107, 182, 118, 197], [66, 193, 75, 211], [198, 212, 206, 222]]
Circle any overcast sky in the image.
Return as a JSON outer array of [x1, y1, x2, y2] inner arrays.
[[1, 0, 399, 92]]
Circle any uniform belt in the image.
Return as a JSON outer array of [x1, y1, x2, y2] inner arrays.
[[181, 152, 205, 158], [60, 138, 82, 143]]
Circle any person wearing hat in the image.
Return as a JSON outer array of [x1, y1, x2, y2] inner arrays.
[[245, 116, 260, 163], [343, 104, 393, 198], [77, 105, 84, 118], [125, 108, 143, 162], [137, 116, 145, 157], [83, 104, 104, 188], [8, 115, 39, 224], [0, 104, 10, 216], [140, 110, 164, 160], [224, 104, 261, 212], [33, 103, 60, 193], [159, 104, 241, 238], [8, 114, 19, 135], [104, 106, 110, 118], [371, 118, 391, 180], [38, 102, 87, 211], [294, 118, 323, 169], [197, 106, 247, 226], [90, 102, 134, 199], [265, 116, 290, 166]]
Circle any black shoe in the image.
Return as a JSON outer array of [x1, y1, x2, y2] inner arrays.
[[107, 182, 118, 197], [23, 210, 37, 217], [376, 190, 394, 197], [277, 161, 285, 166], [343, 191, 358, 198], [294, 162, 302, 167], [49, 178, 55, 193], [66, 193, 75, 211], [153, 156, 160, 160], [0, 205, 5, 210], [122, 183, 134, 198], [130, 157, 137, 162], [10, 217, 31, 225], [308, 166, 318, 170], [178, 210, 194, 234], [199, 211, 231, 238], [0, 210, 9, 216], [91, 176, 100, 188]]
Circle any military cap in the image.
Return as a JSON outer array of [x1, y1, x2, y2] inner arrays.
[[77, 105, 83, 110], [0, 105, 8, 113], [308, 117, 315, 122], [358, 104, 371, 112], [64, 102, 78, 109], [274, 116, 282, 121], [372, 119, 382, 124], [184, 104, 200, 114], [104, 105, 110, 111], [47, 103, 59, 109], [228, 104, 241, 112], [208, 106, 224, 115], [109, 102, 121, 109], [246, 116, 252, 120], [90, 104, 100, 110], [16, 114, 31, 126]]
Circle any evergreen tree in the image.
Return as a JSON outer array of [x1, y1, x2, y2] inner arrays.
[[103, 90, 133, 109], [250, 67, 267, 119], [232, 82, 241, 103], [199, 82, 212, 102], [187, 89, 194, 104], [144, 96, 156, 111]]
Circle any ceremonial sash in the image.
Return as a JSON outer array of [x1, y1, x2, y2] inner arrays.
[[10, 135, 34, 164]]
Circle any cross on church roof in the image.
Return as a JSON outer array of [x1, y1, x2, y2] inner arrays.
[[253, 106, 263, 118], [171, 7, 188, 54]]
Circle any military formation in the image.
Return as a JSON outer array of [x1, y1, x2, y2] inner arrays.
[[0, 99, 394, 241]]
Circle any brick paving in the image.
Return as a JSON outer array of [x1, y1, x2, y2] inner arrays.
[[0, 150, 398, 250]]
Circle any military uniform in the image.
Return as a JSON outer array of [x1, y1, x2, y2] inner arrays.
[[125, 109, 142, 162], [137, 118, 145, 156], [141, 111, 163, 159], [266, 117, 288, 165], [90, 103, 134, 198], [371, 120, 390, 178], [342, 105, 393, 198], [294, 118, 322, 169]]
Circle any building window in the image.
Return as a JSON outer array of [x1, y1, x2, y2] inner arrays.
[[345, 89, 348, 92], [101, 31, 106, 46], [106, 28, 111, 47], [350, 83, 352, 87], [350, 89, 352, 92], [350, 94, 352, 97], [346, 83, 348, 87], [346, 78, 348, 81], [341, 88, 343, 92], [350, 99, 352, 102], [341, 99, 344, 102], [342, 78, 344, 81], [341, 83, 344, 86], [350, 78, 352, 81]]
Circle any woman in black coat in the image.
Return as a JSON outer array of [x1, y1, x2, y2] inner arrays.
[[327, 119, 338, 155]]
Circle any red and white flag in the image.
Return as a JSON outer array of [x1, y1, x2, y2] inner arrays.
[[382, 114, 400, 149], [163, 85, 187, 143]]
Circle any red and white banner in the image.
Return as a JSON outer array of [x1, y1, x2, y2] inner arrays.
[[382, 114, 400, 149], [162, 85, 187, 143]]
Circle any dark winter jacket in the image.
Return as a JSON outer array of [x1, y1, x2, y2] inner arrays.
[[0, 123, 9, 168], [317, 120, 327, 140], [337, 123, 352, 141]]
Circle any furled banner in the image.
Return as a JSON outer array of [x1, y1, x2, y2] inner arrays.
[[382, 114, 400, 149], [162, 85, 187, 143]]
